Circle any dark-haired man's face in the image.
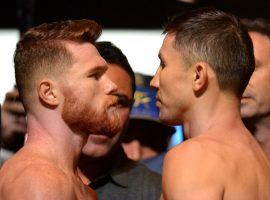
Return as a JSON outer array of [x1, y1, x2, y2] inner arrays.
[[241, 32, 270, 118], [150, 34, 193, 126], [60, 42, 121, 138], [82, 63, 133, 158]]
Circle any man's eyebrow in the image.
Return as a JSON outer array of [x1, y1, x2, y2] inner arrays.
[[158, 53, 167, 68], [158, 53, 166, 63], [87, 65, 108, 74], [158, 53, 162, 60]]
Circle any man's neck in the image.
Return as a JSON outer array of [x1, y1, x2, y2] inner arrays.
[[185, 92, 243, 138], [25, 114, 88, 173], [243, 114, 270, 159], [78, 147, 121, 182]]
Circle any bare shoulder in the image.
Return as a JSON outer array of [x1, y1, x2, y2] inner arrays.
[[162, 139, 225, 200], [0, 162, 75, 200], [164, 137, 223, 167]]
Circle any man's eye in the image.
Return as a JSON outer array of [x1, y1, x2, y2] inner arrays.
[[94, 73, 102, 80], [117, 98, 132, 108], [89, 71, 103, 80], [160, 61, 165, 68], [117, 99, 128, 107]]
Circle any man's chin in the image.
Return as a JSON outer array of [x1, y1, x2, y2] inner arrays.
[[159, 112, 182, 126], [89, 134, 110, 144], [160, 117, 179, 126], [240, 108, 257, 119], [82, 142, 111, 158]]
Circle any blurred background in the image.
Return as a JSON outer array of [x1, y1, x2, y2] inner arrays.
[[0, 0, 269, 153], [0, 0, 269, 103]]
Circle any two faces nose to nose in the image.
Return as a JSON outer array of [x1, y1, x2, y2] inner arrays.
[[103, 69, 160, 95]]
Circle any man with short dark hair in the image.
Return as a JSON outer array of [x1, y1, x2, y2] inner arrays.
[[150, 8, 270, 199], [241, 18, 270, 160], [0, 20, 120, 200]]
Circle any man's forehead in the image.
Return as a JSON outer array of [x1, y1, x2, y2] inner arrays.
[[249, 31, 270, 48], [64, 41, 99, 57], [160, 34, 176, 52], [66, 42, 106, 66], [250, 32, 270, 65], [160, 34, 180, 60], [164, 33, 176, 45]]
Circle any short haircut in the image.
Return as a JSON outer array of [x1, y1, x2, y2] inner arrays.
[[96, 41, 136, 95], [14, 19, 102, 110], [164, 7, 255, 97], [241, 18, 270, 38]]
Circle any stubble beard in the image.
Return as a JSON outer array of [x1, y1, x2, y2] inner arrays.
[[61, 91, 121, 137]]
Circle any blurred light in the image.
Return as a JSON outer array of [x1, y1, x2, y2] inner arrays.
[[100, 29, 164, 76], [177, 0, 196, 3], [168, 125, 184, 149], [0, 29, 20, 104]]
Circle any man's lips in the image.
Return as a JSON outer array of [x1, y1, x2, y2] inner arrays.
[[90, 130, 116, 138], [156, 94, 161, 102], [155, 94, 162, 107], [241, 95, 251, 99], [241, 91, 252, 100], [89, 134, 110, 144], [156, 98, 161, 107], [241, 96, 252, 103], [156, 101, 161, 108]]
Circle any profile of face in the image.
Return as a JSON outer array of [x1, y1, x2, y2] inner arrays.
[[61, 42, 121, 139], [241, 32, 270, 118], [150, 34, 193, 125], [81, 63, 133, 158]]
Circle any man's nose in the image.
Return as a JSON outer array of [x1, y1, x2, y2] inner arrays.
[[103, 74, 118, 94], [150, 67, 161, 90]]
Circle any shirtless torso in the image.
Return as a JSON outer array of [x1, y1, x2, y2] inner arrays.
[[161, 125, 270, 200], [0, 145, 96, 200]]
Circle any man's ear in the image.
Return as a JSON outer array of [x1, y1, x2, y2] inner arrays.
[[37, 79, 60, 107], [192, 62, 208, 95]]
